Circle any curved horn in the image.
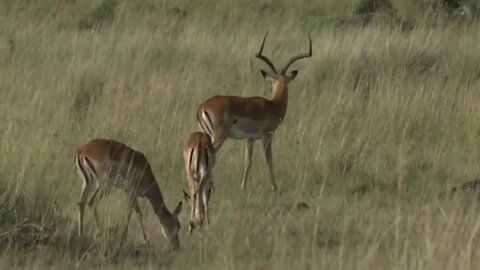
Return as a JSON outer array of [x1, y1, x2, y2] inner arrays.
[[255, 31, 278, 74], [281, 34, 312, 75]]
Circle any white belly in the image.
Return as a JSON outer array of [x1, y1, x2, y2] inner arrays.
[[230, 126, 263, 140]]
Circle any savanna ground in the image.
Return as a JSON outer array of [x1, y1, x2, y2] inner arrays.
[[1, 0, 480, 269]]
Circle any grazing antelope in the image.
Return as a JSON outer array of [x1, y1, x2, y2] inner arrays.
[[182, 132, 216, 233], [75, 139, 183, 249], [197, 32, 312, 192]]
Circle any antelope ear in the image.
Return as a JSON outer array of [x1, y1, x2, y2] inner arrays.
[[183, 189, 190, 201], [286, 70, 298, 81], [173, 201, 183, 216]]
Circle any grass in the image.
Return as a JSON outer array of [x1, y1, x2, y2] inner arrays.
[[1, 0, 480, 269]]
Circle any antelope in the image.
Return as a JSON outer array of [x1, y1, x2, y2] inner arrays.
[[182, 132, 216, 233], [196, 32, 312, 192], [75, 138, 183, 249]]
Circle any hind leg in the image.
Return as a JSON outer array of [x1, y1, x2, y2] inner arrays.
[[202, 189, 210, 227], [262, 135, 277, 192], [211, 130, 227, 153], [185, 167, 196, 234], [202, 176, 214, 227], [77, 184, 89, 236], [78, 178, 98, 236], [189, 190, 196, 233], [76, 155, 101, 236]]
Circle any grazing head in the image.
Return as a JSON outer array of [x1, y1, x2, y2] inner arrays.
[[256, 31, 312, 89], [160, 201, 183, 249]]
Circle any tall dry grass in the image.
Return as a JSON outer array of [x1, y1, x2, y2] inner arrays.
[[1, 0, 480, 269]]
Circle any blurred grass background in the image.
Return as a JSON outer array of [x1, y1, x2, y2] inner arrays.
[[1, 0, 480, 269]]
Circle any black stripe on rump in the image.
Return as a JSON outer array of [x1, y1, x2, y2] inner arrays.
[[76, 155, 90, 185], [83, 156, 98, 178], [203, 111, 214, 136]]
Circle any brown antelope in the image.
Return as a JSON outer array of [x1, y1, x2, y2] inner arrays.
[[197, 32, 312, 192], [182, 132, 216, 233], [75, 139, 183, 249]]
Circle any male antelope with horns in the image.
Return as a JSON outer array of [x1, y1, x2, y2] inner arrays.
[[196, 32, 312, 191]]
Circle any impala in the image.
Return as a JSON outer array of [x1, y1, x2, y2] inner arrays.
[[75, 138, 183, 249], [182, 132, 216, 233], [196, 32, 312, 191]]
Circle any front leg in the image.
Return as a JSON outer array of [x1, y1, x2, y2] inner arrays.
[[119, 195, 136, 247], [131, 198, 148, 245], [88, 187, 108, 239]]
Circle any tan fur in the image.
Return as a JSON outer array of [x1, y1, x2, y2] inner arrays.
[[75, 138, 183, 249], [183, 132, 216, 233], [196, 32, 312, 192]]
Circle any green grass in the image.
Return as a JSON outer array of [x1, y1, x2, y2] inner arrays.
[[1, 0, 480, 269]]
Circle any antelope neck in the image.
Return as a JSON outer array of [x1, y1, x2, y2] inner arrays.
[[145, 182, 172, 221], [270, 80, 288, 114]]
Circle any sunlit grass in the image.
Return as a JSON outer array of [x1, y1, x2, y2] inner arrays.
[[1, 0, 480, 269]]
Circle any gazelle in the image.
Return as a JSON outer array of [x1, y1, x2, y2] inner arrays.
[[197, 32, 312, 192], [75, 138, 183, 249], [182, 132, 216, 233]]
